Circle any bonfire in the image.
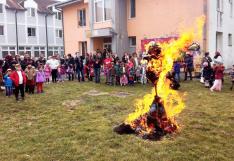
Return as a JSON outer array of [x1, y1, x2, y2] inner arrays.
[[114, 16, 205, 140]]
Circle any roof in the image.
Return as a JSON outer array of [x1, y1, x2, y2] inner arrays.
[[55, 0, 83, 9], [6, 0, 25, 10], [5, 0, 59, 13], [34, 0, 58, 13]]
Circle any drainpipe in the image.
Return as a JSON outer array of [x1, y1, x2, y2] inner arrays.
[[45, 13, 49, 58], [203, 0, 208, 53], [15, 10, 19, 54], [61, 10, 65, 56]]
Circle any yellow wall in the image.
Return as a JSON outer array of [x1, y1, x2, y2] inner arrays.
[[127, 0, 205, 52], [63, 2, 90, 55]]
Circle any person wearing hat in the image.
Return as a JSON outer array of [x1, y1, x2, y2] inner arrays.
[[25, 64, 36, 94], [210, 61, 225, 92], [3, 69, 13, 97], [10, 64, 27, 101]]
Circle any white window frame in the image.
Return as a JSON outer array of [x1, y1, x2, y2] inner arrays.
[[129, 0, 136, 18], [56, 29, 63, 38], [217, 0, 223, 12], [0, 25, 4, 36], [129, 36, 136, 47], [94, 0, 111, 23], [55, 12, 62, 20], [228, 34, 232, 46], [28, 8, 36, 17], [28, 27, 36, 37], [230, 0, 233, 17], [78, 9, 86, 26]]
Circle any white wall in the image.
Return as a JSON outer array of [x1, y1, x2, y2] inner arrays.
[[208, 0, 234, 68]]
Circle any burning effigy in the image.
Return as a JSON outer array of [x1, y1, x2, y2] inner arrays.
[[114, 16, 205, 140]]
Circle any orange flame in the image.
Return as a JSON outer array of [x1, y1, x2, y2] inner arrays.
[[125, 16, 205, 126]]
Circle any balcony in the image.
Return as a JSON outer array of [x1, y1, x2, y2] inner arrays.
[[86, 27, 116, 38]]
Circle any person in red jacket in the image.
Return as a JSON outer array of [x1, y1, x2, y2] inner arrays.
[[10, 64, 27, 101], [210, 62, 225, 92]]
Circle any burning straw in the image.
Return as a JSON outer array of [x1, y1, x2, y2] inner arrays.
[[114, 16, 205, 140]]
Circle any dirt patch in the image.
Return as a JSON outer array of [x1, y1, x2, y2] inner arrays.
[[83, 89, 109, 96], [111, 92, 133, 98], [62, 100, 81, 111]]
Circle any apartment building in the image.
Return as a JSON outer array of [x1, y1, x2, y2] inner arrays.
[[57, 0, 234, 68], [0, 0, 64, 59]]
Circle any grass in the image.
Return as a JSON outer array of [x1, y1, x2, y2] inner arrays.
[[0, 78, 234, 161]]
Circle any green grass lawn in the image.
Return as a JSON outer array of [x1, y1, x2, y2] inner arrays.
[[0, 79, 233, 161]]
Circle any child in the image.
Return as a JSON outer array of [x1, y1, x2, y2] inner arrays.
[[203, 62, 213, 88], [44, 63, 51, 84], [10, 64, 27, 101], [114, 61, 121, 85], [110, 62, 116, 85], [67, 64, 74, 81], [140, 59, 147, 85], [135, 66, 141, 83], [128, 67, 135, 86], [210, 63, 225, 92], [120, 62, 128, 86], [60, 64, 66, 82], [4, 69, 13, 97], [36, 66, 45, 93], [173, 60, 181, 82], [25, 64, 36, 94], [230, 65, 234, 90], [89, 64, 94, 81]]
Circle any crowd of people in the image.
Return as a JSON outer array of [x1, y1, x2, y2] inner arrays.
[[200, 51, 234, 92], [0, 48, 233, 101]]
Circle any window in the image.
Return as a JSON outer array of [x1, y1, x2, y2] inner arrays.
[[130, 0, 136, 18], [0, 3, 3, 13], [94, 0, 111, 22], [56, 29, 63, 38], [228, 34, 232, 46], [28, 28, 36, 37], [95, 0, 103, 22], [217, 0, 223, 11], [104, 0, 111, 20], [28, 8, 36, 17], [2, 46, 16, 58], [56, 12, 62, 20], [129, 36, 136, 47], [230, 0, 233, 17], [0, 25, 4, 35], [78, 9, 86, 26]]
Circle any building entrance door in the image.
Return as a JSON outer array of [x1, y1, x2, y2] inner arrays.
[[103, 43, 112, 51]]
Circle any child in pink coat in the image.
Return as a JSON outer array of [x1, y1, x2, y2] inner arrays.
[[44, 63, 51, 84]]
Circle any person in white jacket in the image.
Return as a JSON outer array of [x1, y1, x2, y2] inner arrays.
[[47, 56, 60, 83]]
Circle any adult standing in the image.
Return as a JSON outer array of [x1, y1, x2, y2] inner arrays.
[[47, 55, 60, 83], [184, 52, 194, 81], [10, 64, 27, 101], [200, 52, 212, 83], [213, 51, 223, 65], [75, 53, 84, 82]]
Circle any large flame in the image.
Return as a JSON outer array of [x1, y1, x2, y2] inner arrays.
[[125, 16, 205, 125]]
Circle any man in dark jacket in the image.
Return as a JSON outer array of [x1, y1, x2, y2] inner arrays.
[[75, 53, 84, 82], [184, 52, 194, 81]]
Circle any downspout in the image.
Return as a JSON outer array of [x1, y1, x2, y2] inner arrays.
[[203, 0, 208, 53], [57, 7, 65, 56], [61, 10, 65, 56], [15, 10, 19, 54], [45, 13, 49, 58]]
